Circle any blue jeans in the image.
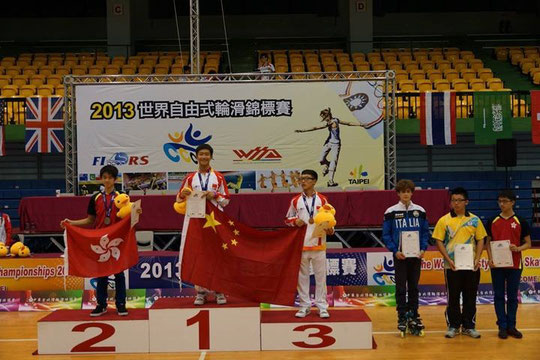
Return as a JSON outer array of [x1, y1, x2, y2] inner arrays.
[[96, 272, 126, 307], [491, 267, 522, 330]]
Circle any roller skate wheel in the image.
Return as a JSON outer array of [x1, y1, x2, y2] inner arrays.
[[419, 329, 425, 336], [400, 331, 406, 338]]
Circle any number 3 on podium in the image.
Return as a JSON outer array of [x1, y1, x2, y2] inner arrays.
[[292, 324, 337, 349]]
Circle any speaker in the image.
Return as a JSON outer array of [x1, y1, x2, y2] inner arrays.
[[496, 138, 517, 167]]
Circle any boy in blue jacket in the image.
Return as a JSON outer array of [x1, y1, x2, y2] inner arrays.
[[383, 179, 430, 334]]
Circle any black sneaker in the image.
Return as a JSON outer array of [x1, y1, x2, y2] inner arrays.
[[507, 328, 523, 339], [498, 328, 508, 339], [90, 305, 107, 317], [117, 303, 128, 316]]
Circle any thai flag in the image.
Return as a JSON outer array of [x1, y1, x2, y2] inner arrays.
[[419, 92, 456, 145]]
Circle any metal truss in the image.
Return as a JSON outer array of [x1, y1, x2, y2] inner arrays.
[[190, 0, 200, 74]]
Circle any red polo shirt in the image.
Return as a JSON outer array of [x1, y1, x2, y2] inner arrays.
[[87, 191, 121, 229], [486, 214, 530, 269]]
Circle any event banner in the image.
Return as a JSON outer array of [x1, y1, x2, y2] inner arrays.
[[75, 81, 385, 192], [1, 249, 539, 310]]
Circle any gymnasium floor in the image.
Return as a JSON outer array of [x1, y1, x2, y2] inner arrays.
[[1, 304, 539, 360]]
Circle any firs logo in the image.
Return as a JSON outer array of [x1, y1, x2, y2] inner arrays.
[[233, 146, 282, 162]]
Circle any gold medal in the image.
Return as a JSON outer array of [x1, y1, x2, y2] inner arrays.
[[309, 217, 314, 224]]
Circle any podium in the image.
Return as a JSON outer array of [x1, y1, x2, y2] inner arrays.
[[260, 309, 373, 350], [37, 309, 149, 354], [149, 297, 261, 352], [37, 299, 373, 353]]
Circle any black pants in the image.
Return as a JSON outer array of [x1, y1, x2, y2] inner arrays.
[[394, 256, 421, 315], [444, 269, 481, 329]]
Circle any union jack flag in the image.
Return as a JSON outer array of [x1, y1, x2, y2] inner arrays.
[[25, 97, 64, 153]]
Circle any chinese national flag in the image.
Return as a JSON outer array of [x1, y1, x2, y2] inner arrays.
[[64, 216, 139, 278], [181, 203, 305, 306], [531, 90, 540, 144]]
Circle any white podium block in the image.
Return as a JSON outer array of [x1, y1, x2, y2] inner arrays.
[[38, 309, 149, 354], [261, 309, 372, 351], [149, 297, 261, 352]]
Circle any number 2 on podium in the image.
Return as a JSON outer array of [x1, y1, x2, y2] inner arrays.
[[186, 310, 210, 350]]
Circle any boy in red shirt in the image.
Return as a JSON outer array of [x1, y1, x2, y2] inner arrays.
[[486, 189, 531, 339], [177, 144, 230, 305], [61, 165, 133, 317]]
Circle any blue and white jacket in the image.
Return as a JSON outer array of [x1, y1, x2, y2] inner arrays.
[[382, 201, 430, 254]]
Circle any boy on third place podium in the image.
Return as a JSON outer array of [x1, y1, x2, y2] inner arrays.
[[176, 144, 231, 306], [285, 169, 334, 319]]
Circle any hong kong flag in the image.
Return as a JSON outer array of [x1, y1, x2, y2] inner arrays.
[[180, 202, 305, 306], [64, 209, 139, 278]]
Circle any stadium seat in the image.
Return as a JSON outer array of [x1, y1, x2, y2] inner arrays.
[[453, 59, 467, 72], [55, 85, 65, 96], [420, 61, 435, 71], [111, 56, 126, 66], [437, 60, 451, 71], [324, 63, 338, 72], [2, 85, 18, 96], [427, 69, 443, 81], [487, 78, 503, 90], [19, 84, 36, 97], [6, 66, 21, 76], [89, 65, 104, 75], [351, 52, 365, 62], [29, 74, 46, 86], [12, 75, 28, 87], [354, 62, 370, 71], [0, 75, 10, 88], [291, 64, 305, 72], [47, 75, 62, 86], [276, 64, 289, 72], [510, 52, 524, 66], [37, 85, 54, 96], [416, 79, 432, 92], [404, 62, 418, 72], [128, 56, 143, 66], [22, 66, 38, 76], [408, 68, 423, 80], [399, 79, 415, 92], [72, 65, 88, 75], [0, 57, 16, 67], [371, 62, 386, 71], [452, 79, 468, 91], [468, 59, 484, 72], [521, 59, 535, 74], [434, 79, 451, 91], [461, 69, 476, 82], [121, 64, 136, 75], [105, 65, 121, 75], [478, 68, 494, 81], [469, 78, 486, 91], [444, 69, 459, 82], [170, 64, 184, 74], [56, 65, 71, 76], [394, 69, 408, 82]]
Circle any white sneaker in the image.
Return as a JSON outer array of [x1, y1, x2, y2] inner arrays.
[[319, 309, 330, 318], [216, 293, 227, 305], [295, 307, 311, 318], [194, 293, 206, 306]]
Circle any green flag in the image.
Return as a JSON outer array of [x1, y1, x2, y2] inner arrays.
[[474, 91, 512, 145]]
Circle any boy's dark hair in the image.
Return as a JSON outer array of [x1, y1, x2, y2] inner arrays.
[[260, 53, 269, 59], [100, 165, 118, 178], [195, 144, 214, 156], [498, 189, 516, 202], [451, 187, 468, 200], [395, 179, 415, 193], [183, 65, 191, 72], [301, 169, 318, 181], [207, 70, 217, 74]]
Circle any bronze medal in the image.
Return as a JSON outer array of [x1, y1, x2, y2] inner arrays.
[[309, 217, 314, 224]]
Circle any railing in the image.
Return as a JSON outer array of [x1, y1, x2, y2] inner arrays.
[[1, 98, 26, 125], [395, 90, 531, 119]]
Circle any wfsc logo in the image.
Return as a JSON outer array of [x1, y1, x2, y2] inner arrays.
[[92, 152, 149, 166], [163, 123, 212, 164]]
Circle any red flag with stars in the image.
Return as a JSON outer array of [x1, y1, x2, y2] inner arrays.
[[180, 203, 305, 306]]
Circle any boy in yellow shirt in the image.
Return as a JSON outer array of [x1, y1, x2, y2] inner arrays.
[[432, 187, 486, 339]]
